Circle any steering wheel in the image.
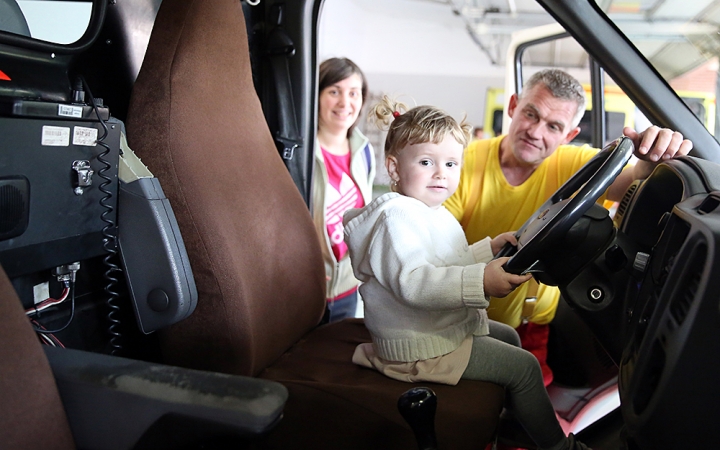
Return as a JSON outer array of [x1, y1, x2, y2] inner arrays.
[[499, 136, 635, 276]]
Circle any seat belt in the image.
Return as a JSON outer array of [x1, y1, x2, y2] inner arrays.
[[267, 29, 301, 161], [266, 5, 305, 193], [521, 281, 539, 324]]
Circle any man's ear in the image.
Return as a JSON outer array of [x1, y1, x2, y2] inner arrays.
[[386, 156, 399, 182], [507, 93, 520, 118], [562, 126, 581, 144]]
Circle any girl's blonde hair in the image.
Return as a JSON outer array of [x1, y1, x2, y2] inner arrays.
[[369, 95, 472, 160]]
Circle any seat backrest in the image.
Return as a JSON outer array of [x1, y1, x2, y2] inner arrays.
[[126, 0, 326, 377], [0, 266, 75, 449]]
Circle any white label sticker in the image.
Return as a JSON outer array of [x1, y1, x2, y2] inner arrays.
[[58, 104, 83, 118], [73, 126, 98, 146], [33, 282, 50, 305], [41, 126, 70, 146]]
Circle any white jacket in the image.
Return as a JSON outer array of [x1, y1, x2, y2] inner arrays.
[[312, 128, 375, 300], [343, 193, 493, 362]]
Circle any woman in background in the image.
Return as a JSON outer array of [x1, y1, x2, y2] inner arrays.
[[313, 57, 375, 323]]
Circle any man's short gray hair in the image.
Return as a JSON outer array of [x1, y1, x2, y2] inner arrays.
[[521, 69, 587, 128]]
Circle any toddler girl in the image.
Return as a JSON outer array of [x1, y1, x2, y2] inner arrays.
[[342, 96, 590, 450]]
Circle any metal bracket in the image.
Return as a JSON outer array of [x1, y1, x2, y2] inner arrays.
[[275, 136, 301, 161], [72, 160, 94, 194]]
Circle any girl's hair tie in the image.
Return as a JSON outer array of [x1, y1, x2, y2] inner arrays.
[[392, 111, 401, 118]]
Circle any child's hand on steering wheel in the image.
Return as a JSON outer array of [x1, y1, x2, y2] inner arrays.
[[483, 257, 533, 298], [491, 231, 518, 256]]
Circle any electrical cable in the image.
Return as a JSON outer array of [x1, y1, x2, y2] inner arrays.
[[32, 283, 76, 334], [80, 76, 123, 355], [25, 284, 70, 315], [32, 319, 67, 348], [45, 332, 65, 348], [39, 333, 56, 346]]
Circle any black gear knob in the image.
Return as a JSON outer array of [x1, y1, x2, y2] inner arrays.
[[397, 387, 438, 450]]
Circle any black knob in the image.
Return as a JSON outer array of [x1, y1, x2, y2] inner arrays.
[[398, 387, 438, 450], [147, 288, 169, 312], [604, 244, 627, 272]]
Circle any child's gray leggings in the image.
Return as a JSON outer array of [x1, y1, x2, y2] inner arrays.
[[462, 320, 568, 450]]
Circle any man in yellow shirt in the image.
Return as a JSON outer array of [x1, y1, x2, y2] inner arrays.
[[444, 69, 692, 384]]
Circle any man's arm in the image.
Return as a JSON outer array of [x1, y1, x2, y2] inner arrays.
[[606, 126, 693, 202]]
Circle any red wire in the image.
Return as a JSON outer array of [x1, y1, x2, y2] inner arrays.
[[25, 287, 70, 315], [31, 319, 66, 348]]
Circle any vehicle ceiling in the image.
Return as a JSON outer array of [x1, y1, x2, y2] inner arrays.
[[416, 0, 720, 78]]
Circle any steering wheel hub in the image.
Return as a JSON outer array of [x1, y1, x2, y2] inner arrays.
[[503, 136, 635, 279]]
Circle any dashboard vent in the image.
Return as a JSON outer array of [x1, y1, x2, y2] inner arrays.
[[698, 194, 720, 215], [614, 182, 638, 225], [669, 272, 699, 326], [669, 245, 705, 327]]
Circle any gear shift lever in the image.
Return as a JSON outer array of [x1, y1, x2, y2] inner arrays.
[[397, 387, 438, 450]]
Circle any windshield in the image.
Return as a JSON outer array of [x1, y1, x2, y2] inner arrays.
[[595, 0, 719, 136], [1, 0, 93, 45]]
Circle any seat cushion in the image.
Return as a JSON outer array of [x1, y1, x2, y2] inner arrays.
[[257, 319, 505, 450]]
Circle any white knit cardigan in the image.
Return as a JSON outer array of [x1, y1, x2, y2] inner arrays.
[[343, 193, 494, 362]]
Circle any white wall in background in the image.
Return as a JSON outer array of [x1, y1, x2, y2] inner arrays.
[[318, 0, 505, 129]]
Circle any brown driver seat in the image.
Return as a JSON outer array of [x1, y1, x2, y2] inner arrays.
[[0, 267, 75, 450], [125, 0, 505, 448]]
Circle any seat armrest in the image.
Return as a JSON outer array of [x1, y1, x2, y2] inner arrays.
[[118, 177, 198, 334], [44, 347, 288, 450]]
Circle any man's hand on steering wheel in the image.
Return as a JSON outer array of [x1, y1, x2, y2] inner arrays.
[[624, 126, 693, 179]]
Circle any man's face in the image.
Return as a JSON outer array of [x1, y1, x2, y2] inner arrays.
[[504, 84, 581, 167]]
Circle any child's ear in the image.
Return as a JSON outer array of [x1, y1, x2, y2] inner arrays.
[[386, 156, 399, 183]]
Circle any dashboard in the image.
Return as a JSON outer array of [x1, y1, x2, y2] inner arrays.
[[560, 156, 720, 448]]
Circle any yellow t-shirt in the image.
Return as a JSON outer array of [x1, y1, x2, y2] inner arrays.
[[444, 136, 601, 328]]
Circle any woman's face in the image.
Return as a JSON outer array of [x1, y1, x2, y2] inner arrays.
[[318, 73, 363, 136]]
